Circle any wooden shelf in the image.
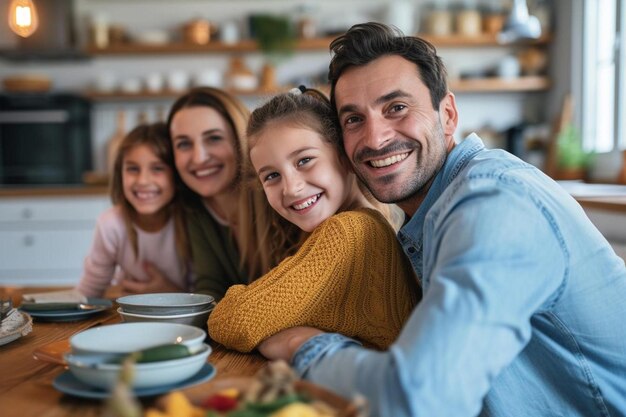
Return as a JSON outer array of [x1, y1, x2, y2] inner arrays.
[[85, 34, 551, 56], [85, 37, 334, 55], [449, 76, 550, 92], [82, 88, 289, 101], [420, 33, 551, 47], [83, 77, 549, 101]]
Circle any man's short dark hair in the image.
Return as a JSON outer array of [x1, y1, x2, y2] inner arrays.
[[329, 22, 448, 111]]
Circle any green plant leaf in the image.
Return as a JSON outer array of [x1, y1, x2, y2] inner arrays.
[[557, 124, 593, 169], [250, 14, 296, 64]]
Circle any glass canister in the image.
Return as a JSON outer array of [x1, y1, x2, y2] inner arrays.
[[456, 1, 482, 36], [426, 1, 453, 36]]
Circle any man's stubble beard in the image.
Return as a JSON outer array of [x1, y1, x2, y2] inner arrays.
[[355, 121, 448, 205]]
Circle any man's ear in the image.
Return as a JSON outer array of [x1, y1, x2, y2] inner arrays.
[[439, 92, 458, 137]]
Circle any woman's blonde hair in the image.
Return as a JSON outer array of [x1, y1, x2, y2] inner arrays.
[[247, 87, 401, 233], [109, 122, 191, 267], [166, 87, 299, 279]]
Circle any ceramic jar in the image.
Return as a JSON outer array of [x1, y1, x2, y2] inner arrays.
[[456, 9, 482, 36], [426, 9, 453, 36], [183, 19, 214, 45], [227, 57, 257, 91]]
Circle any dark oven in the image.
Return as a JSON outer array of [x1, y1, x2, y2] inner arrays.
[[0, 93, 92, 185]]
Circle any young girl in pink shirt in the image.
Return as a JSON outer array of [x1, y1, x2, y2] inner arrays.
[[76, 122, 191, 298]]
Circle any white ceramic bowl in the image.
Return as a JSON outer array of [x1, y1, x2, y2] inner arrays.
[[117, 306, 212, 329], [116, 293, 215, 316], [66, 343, 211, 389], [70, 322, 205, 355]]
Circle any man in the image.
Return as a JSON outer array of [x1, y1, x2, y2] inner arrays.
[[259, 23, 626, 417]]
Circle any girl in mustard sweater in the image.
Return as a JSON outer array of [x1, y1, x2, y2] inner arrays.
[[208, 87, 420, 352]]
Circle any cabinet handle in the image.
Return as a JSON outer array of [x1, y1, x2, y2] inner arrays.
[[23, 235, 35, 247], [21, 208, 33, 219]]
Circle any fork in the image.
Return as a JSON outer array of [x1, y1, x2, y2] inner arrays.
[[0, 298, 13, 322]]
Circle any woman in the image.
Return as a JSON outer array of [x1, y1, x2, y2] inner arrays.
[[166, 87, 301, 300]]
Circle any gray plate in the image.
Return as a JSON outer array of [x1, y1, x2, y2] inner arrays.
[[116, 293, 214, 316]]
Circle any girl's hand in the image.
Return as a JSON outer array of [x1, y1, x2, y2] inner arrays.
[[120, 262, 183, 294]]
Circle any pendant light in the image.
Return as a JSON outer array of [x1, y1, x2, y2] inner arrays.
[[498, 0, 541, 44], [8, 0, 39, 38]]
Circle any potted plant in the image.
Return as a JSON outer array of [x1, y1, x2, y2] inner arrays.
[[249, 14, 296, 91], [555, 123, 593, 180]]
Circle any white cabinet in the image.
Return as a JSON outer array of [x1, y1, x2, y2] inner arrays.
[[0, 195, 110, 286]]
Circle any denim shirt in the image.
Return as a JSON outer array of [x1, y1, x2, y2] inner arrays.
[[292, 134, 626, 417]]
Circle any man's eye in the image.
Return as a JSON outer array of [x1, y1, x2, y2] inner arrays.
[[207, 135, 223, 142], [345, 116, 361, 125], [390, 104, 406, 113], [297, 157, 312, 167]]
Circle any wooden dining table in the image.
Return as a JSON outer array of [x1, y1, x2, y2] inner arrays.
[[0, 286, 267, 417]]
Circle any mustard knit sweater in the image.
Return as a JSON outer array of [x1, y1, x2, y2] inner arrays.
[[208, 208, 420, 352]]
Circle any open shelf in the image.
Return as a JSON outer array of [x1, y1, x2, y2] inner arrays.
[[82, 76, 550, 101], [85, 34, 551, 56], [82, 88, 286, 101], [85, 38, 333, 55], [450, 76, 550, 93]]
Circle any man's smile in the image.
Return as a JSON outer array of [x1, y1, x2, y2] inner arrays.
[[369, 152, 410, 168]]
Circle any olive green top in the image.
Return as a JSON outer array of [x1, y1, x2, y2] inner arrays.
[[186, 205, 248, 301]]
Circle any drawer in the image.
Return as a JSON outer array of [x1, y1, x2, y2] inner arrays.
[[0, 229, 93, 271], [0, 269, 82, 286], [0, 196, 110, 223]]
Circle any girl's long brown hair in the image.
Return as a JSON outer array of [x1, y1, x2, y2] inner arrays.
[[109, 122, 191, 271]]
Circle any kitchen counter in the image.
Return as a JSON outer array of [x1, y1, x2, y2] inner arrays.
[[575, 196, 626, 214], [557, 181, 626, 214], [1, 183, 626, 212], [0, 185, 108, 198]]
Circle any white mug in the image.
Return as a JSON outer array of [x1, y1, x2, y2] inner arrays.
[[166, 71, 190, 92], [194, 69, 223, 87], [221, 21, 240, 45], [145, 72, 164, 93]]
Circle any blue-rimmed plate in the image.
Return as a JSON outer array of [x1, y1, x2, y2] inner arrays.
[[20, 298, 112, 322], [53, 362, 216, 399]]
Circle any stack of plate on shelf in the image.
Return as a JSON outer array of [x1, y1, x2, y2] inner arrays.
[[116, 293, 215, 329], [59, 322, 214, 396]]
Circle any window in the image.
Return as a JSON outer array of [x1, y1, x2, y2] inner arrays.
[[582, 0, 625, 152]]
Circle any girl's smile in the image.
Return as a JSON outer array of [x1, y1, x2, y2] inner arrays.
[[290, 192, 323, 212]]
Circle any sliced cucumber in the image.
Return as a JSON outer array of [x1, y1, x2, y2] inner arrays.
[[131, 343, 191, 363]]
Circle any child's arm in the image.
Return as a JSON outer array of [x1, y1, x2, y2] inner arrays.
[[75, 211, 120, 298], [119, 262, 184, 294], [208, 210, 415, 352]]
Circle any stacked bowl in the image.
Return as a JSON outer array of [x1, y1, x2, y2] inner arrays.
[[116, 293, 215, 329], [66, 322, 211, 389]]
